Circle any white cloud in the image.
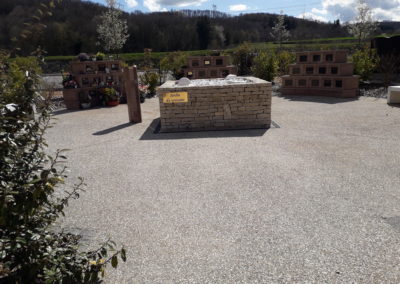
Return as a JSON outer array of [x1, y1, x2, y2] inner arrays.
[[311, 0, 400, 22], [125, 0, 138, 8], [229, 4, 249, 12], [144, 0, 162, 11], [144, 0, 208, 11], [298, 12, 328, 22], [311, 8, 327, 15]]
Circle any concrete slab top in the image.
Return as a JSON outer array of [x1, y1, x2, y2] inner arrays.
[[389, 86, 400, 91]]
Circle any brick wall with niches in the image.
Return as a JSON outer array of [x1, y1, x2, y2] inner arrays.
[[281, 50, 359, 98]]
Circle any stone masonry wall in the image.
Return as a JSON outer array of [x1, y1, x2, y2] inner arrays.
[[157, 77, 272, 132]]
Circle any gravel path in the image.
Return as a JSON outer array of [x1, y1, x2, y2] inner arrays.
[[47, 96, 400, 283]]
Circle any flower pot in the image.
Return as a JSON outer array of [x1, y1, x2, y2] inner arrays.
[[81, 102, 91, 109], [106, 100, 119, 107]]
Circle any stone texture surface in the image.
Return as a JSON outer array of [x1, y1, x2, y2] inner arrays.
[[157, 77, 272, 132], [47, 96, 400, 283]]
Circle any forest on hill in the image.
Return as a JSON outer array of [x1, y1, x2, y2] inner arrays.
[[0, 0, 397, 56]]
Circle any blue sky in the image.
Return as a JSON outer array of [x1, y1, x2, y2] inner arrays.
[[89, 0, 400, 22]]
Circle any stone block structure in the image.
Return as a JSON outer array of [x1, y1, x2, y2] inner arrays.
[[387, 86, 400, 104], [157, 77, 271, 132], [281, 50, 359, 98], [182, 56, 237, 79]]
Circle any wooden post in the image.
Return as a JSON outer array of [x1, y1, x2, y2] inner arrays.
[[123, 66, 142, 123]]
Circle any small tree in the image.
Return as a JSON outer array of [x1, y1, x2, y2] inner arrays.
[[276, 50, 296, 75], [352, 46, 379, 81], [140, 71, 159, 95], [97, 0, 129, 54], [160, 51, 187, 80], [252, 51, 278, 82], [348, 0, 378, 46], [270, 11, 290, 48], [231, 42, 254, 76]]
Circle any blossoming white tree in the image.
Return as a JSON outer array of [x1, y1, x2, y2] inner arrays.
[[97, 0, 129, 54], [270, 11, 290, 48], [348, 0, 378, 46]]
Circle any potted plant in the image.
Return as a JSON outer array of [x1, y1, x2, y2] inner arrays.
[[103, 87, 120, 107], [96, 52, 105, 61], [139, 71, 159, 97], [138, 84, 148, 103], [77, 53, 89, 62], [62, 74, 78, 89]]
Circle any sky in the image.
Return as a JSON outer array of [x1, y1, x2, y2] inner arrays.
[[90, 0, 400, 22]]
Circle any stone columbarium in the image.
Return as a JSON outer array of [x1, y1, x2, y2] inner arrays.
[[157, 76, 272, 132]]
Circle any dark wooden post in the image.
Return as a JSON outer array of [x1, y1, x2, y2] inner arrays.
[[123, 66, 142, 123]]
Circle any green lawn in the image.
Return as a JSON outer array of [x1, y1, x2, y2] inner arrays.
[[44, 36, 361, 63], [43, 36, 364, 72], [45, 49, 220, 63]]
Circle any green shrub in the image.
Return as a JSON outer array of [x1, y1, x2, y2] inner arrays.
[[231, 42, 254, 75], [103, 87, 119, 101], [0, 52, 126, 282], [276, 50, 296, 75], [160, 51, 187, 80], [96, 52, 106, 60], [140, 71, 159, 94], [351, 47, 378, 81], [252, 51, 278, 82]]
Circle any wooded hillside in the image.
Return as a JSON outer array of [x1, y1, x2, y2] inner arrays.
[[0, 0, 388, 56]]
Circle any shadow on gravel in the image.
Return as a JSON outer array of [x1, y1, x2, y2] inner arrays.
[[93, 122, 135, 135], [383, 216, 400, 232], [388, 103, 400, 108], [51, 109, 80, 116], [279, 95, 359, 104], [139, 118, 271, 140]]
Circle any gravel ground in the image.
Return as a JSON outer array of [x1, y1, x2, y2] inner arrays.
[[47, 96, 400, 283], [272, 82, 390, 99], [360, 86, 388, 98]]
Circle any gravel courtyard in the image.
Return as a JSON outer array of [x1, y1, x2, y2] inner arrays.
[[47, 96, 400, 283]]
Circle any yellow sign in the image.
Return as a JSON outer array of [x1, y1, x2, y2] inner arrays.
[[163, 92, 188, 103]]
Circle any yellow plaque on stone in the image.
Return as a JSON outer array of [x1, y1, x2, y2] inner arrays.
[[163, 92, 188, 103]]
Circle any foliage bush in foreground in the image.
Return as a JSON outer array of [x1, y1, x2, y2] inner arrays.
[[0, 53, 126, 282]]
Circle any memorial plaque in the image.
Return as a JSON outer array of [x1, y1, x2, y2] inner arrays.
[[163, 92, 188, 103]]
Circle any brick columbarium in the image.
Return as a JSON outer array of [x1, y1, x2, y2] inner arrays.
[[62, 59, 126, 110], [281, 50, 360, 98], [182, 56, 238, 79], [157, 76, 271, 132]]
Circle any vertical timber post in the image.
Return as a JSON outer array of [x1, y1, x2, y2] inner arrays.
[[123, 66, 142, 123]]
